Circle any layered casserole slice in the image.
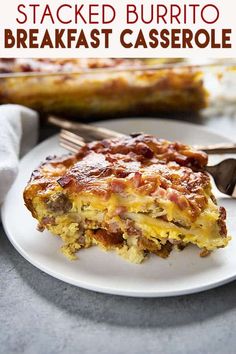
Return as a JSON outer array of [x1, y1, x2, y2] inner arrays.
[[24, 134, 230, 263]]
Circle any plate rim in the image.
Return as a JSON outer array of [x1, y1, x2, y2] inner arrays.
[[1, 117, 236, 297]]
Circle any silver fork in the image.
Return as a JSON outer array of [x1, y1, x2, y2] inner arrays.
[[59, 127, 236, 198], [206, 160, 236, 197], [49, 115, 236, 154]]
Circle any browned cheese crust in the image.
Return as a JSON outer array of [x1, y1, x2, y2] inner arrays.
[[25, 134, 209, 218]]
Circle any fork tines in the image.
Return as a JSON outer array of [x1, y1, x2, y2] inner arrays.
[[60, 129, 86, 153]]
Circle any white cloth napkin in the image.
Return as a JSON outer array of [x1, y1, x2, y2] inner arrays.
[[0, 104, 39, 204]]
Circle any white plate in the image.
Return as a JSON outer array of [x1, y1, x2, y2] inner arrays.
[[2, 118, 236, 297]]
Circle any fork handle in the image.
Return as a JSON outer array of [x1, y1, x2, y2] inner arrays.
[[49, 115, 236, 154], [48, 115, 125, 140], [195, 143, 236, 154]]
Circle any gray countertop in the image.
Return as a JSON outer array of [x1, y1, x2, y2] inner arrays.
[[1, 111, 236, 354]]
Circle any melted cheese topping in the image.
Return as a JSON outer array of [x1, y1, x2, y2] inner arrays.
[[33, 187, 229, 255]]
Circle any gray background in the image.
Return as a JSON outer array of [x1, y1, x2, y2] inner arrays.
[[1, 111, 236, 354]]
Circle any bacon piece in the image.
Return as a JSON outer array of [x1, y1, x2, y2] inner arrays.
[[110, 179, 126, 193], [136, 142, 154, 159], [92, 229, 123, 247], [132, 172, 142, 188], [167, 189, 189, 210], [125, 219, 141, 236], [57, 175, 73, 188], [152, 186, 167, 198], [110, 206, 127, 217]]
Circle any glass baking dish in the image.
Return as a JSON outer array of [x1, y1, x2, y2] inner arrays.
[[0, 59, 235, 120]]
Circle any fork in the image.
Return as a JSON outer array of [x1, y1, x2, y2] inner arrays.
[[49, 115, 236, 154], [59, 127, 236, 198]]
